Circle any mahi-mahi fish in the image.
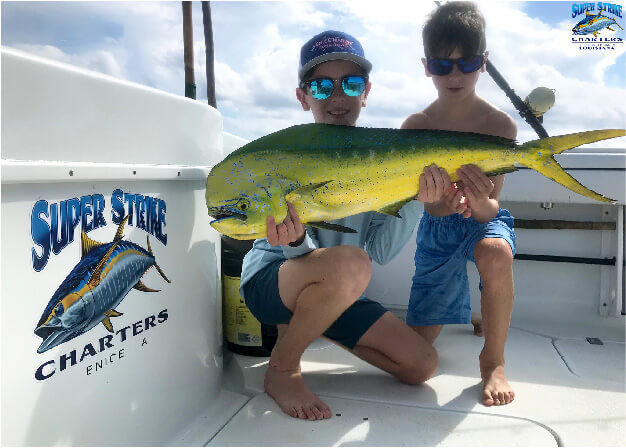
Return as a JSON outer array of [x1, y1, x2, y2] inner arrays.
[[205, 124, 625, 240], [34, 216, 170, 353], [572, 10, 624, 37]]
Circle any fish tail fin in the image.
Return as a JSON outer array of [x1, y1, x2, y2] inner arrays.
[[518, 129, 625, 203], [147, 236, 171, 283]]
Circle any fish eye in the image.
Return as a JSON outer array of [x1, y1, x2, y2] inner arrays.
[[237, 199, 251, 211]]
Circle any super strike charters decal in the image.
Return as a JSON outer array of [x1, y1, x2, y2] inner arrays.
[[31, 190, 171, 379]]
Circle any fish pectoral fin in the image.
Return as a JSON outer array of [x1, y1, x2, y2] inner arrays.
[[483, 166, 518, 177], [377, 198, 414, 218], [104, 309, 123, 317], [308, 221, 357, 233], [134, 280, 160, 292], [285, 181, 333, 201], [101, 317, 114, 333]]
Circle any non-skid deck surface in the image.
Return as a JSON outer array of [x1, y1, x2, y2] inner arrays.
[[215, 321, 625, 446], [208, 394, 557, 446]]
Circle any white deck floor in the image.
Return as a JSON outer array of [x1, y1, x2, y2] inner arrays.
[[212, 308, 625, 446]]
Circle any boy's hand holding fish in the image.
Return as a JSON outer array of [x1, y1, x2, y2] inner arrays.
[[266, 201, 305, 247], [417, 164, 471, 218], [456, 164, 497, 223]]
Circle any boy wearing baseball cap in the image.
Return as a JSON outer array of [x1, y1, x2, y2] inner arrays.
[[239, 30, 443, 421]]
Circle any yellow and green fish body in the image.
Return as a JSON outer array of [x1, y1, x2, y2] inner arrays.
[[206, 124, 625, 240]]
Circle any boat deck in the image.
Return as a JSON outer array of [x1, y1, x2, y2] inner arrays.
[[213, 307, 624, 446]]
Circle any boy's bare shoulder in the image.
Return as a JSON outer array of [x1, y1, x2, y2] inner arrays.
[[482, 106, 517, 140], [401, 112, 432, 130]]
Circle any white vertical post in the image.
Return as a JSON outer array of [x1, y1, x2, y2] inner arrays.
[[613, 205, 624, 317], [599, 205, 612, 316]]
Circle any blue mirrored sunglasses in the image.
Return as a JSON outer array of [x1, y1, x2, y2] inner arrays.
[[303, 75, 367, 100], [426, 54, 485, 76]]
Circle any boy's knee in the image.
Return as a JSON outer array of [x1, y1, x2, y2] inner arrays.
[[396, 346, 438, 385], [475, 240, 513, 273], [323, 246, 372, 293]]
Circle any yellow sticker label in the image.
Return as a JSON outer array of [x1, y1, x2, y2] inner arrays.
[[223, 275, 262, 346]]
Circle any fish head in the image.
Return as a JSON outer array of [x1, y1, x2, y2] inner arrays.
[[572, 15, 595, 34], [35, 291, 92, 353], [206, 172, 289, 240], [572, 21, 589, 34]]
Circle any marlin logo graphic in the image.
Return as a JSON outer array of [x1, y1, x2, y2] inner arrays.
[[34, 216, 170, 353], [572, 10, 624, 37]]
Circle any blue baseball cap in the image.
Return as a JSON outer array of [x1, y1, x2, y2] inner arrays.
[[298, 30, 372, 81]]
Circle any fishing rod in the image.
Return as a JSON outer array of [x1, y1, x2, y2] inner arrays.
[[484, 61, 549, 138], [432, 1, 550, 138]]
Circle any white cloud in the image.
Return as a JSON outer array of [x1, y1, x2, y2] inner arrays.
[[2, 1, 625, 146]]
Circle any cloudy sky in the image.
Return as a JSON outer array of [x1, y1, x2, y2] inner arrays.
[[2, 1, 625, 146]]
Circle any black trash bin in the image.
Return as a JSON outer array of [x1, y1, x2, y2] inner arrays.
[[221, 236, 277, 356]]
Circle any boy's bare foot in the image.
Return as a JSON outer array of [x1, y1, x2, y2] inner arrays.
[[264, 365, 332, 420], [471, 312, 483, 337], [480, 363, 515, 406]]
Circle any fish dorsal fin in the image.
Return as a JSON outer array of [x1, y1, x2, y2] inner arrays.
[[81, 231, 104, 259], [134, 280, 160, 293], [308, 221, 357, 233], [114, 215, 130, 242], [586, 11, 592, 16], [377, 198, 414, 218], [101, 317, 114, 333], [104, 309, 123, 317], [88, 240, 121, 287]]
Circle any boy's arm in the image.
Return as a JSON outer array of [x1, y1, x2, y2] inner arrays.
[[460, 113, 517, 222], [365, 201, 424, 265], [281, 228, 319, 258]]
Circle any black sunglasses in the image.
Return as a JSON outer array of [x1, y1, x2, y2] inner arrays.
[[301, 75, 367, 99], [426, 54, 485, 76]]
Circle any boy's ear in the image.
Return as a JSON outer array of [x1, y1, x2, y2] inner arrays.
[[296, 87, 311, 111], [361, 82, 372, 107], [421, 58, 432, 78]]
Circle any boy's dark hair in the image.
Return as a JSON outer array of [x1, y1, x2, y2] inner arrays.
[[422, 1, 486, 58]]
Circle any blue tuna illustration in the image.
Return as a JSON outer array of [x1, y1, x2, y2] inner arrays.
[[34, 216, 170, 353], [572, 10, 623, 37]]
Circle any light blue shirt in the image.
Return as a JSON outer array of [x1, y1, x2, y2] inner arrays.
[[239, 201, 424, 299]]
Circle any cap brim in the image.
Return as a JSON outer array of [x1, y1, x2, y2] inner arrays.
[[298, 53, 372, 80]]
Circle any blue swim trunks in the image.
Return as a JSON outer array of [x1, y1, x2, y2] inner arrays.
[[406, 209, 516, 327], [242, 259, 388, 349]]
